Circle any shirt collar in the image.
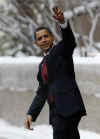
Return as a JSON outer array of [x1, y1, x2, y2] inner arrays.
[[43, 51, 49, 56]]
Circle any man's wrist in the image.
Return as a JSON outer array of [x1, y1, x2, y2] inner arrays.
[[59, 20, 65, 24], [59, 20, 68, 29]]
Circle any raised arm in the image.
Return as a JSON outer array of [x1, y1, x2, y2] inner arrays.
[[52, 7, 76, 56], [61, 21, 76, 56]]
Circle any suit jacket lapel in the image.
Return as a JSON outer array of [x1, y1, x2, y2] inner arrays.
[[37, 45, 56, 84]]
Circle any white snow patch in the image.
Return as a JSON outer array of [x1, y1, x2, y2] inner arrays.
[[0, 119, 100, 139], [0, 56, 100, 65], [95, 93, 100, 98], [0, 56, 42, 64], [73, 56, 100, 64]]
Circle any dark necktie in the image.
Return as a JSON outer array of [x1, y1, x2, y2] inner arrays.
[[41, 59, 54, 104], [41, 59, 48, 84]]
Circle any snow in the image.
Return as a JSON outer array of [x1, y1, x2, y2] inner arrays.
[[74, 56, 100, 64], [74, 6, 85, 15], [0, 56, 100, 65], [64, 1, 100, 19], [0, 0, 7, 6], [0, 119, 100, 139], [0, 56, 42, 64]]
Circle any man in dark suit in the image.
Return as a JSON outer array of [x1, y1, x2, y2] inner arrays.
[[25, 7, 86, 139]]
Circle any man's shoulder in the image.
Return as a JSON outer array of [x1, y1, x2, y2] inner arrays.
[[55, 40, 64, 47], [50, 40, 64, 57]]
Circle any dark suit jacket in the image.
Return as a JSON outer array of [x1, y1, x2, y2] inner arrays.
[[27, 22, 86, 122]]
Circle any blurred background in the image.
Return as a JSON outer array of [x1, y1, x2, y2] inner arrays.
[[0, 0, 100, 57], [0, 0, 100, 138]]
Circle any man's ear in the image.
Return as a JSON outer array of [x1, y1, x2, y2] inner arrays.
[[33, 41, 37, 46]]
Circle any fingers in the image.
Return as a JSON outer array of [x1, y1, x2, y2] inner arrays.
[[25, 120, 30, 129], [53, 7, 63, 16], [53, 12, 63, 20], [52, 6, 64, 23], [25, 115, 33, 130], [25, 120, 33, 130]]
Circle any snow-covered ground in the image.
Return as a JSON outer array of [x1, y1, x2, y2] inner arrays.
[[0, 119, 100, 139], [0, 56, 100, 138], [0, 56, 100, 93]]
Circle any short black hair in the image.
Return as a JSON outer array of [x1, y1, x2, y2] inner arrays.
[[34, 26, 53, 40]]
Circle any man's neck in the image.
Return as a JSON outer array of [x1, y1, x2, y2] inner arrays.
[[43, 43, 54, 56], [43, 48, 51, 56]]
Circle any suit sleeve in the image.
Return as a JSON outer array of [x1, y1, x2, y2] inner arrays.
[[27, 84, 47, 121], [61, 21, 76, 56]]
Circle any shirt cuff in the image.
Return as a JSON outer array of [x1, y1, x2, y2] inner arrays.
[[60, 21, 68, 29]]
